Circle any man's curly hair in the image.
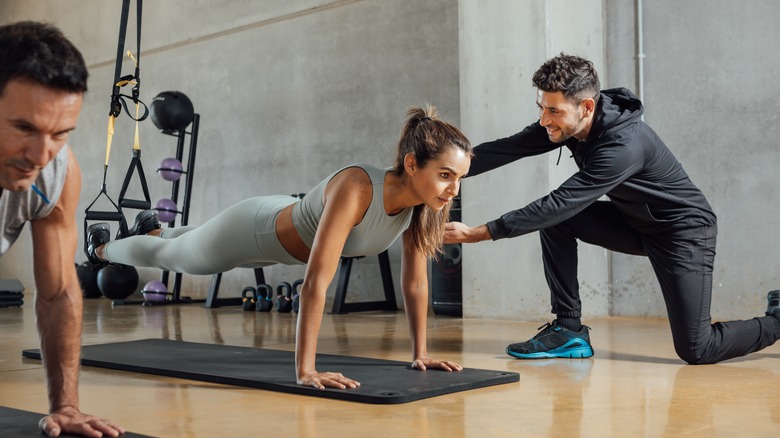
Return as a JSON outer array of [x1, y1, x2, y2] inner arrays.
[[532, 53, 600, 104]]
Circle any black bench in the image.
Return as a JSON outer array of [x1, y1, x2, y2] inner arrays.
[[204, 250, 397, 314]]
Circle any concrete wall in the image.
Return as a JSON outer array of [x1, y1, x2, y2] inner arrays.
[[2, 0, 779, 321], [458, 0, 609, 320], [604, 0, 780, 319]]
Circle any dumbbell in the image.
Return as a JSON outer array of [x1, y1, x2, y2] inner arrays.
[[256, 283, 274, 312], [241, 287, 257, 311], [275, 281, 293, 313], [292, 279, 303, 313]]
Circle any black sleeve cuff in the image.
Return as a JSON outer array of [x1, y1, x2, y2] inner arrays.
[[486, 219, 507, 240]]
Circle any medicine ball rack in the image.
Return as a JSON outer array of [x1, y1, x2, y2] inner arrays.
[[86, 0, 241, 307], [112, 112, 241, 308], [111, 113, 195, 305]]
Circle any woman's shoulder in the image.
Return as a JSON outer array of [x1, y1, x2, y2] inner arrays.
[[350, 163, 394, 183], [329, 163, 386, 184], [325, 164, 373, 194]]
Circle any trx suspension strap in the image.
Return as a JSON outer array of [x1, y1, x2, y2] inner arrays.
[[116, 47, 152, 214], [84, 0, 149, 244]]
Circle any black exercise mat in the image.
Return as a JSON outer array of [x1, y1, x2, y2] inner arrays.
[[0, 406, 154, 438], [23, 338, 518, 404]]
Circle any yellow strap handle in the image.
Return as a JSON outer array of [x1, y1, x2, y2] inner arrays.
[[127, 50, 137, 67], [105, 115, 115, 168], [104, 50, 142, 167], [128, 50, 141, 151], [134, 103, 141, 150]]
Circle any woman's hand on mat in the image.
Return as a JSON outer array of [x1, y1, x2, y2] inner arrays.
[[39, 405, 125, 438], [411, 356, 463, 372], [297, 370, 361, 390]]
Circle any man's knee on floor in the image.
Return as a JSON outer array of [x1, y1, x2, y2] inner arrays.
[[677, 351, 708, 365], [674, 343, 717, 365]]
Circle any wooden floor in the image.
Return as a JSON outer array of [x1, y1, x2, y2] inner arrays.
[[1, 298, 779, 437]]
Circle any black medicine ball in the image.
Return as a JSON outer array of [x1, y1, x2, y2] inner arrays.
[[97, 265, 139, 300], [150, 91, 194, 132]]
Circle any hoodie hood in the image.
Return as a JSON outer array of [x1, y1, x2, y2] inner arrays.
[[588, 88, 644, 141]]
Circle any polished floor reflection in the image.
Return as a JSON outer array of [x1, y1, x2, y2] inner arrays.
[[1, 299, 778, 437]]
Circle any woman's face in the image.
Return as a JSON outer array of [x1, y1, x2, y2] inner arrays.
[[408, 146, 471, 211]]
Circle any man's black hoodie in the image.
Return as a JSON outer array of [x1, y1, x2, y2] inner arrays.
[[469, 87, 716, 239]]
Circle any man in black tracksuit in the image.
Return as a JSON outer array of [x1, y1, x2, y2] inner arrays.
[[445, 53, 780, 364]]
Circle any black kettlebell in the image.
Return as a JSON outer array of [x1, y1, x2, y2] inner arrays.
[[241, 287, 257, 311], [256, 283, 274, 312], [292, 279, 303, 313], [275, 281, 293, 313]]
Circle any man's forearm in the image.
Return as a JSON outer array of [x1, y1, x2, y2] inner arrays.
[[36, 290, 82, 412]]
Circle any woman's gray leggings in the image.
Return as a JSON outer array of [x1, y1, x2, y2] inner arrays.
[[104, 196, 303, 275]]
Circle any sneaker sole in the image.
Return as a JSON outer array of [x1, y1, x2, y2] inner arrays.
[[506, 339, 594, 359]]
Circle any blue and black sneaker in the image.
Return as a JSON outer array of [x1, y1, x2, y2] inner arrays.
[[506, 321, 594, 359]]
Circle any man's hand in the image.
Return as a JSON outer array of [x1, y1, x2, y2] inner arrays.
[[444, 222, 491, 244], [39, 406, 124, 437]]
